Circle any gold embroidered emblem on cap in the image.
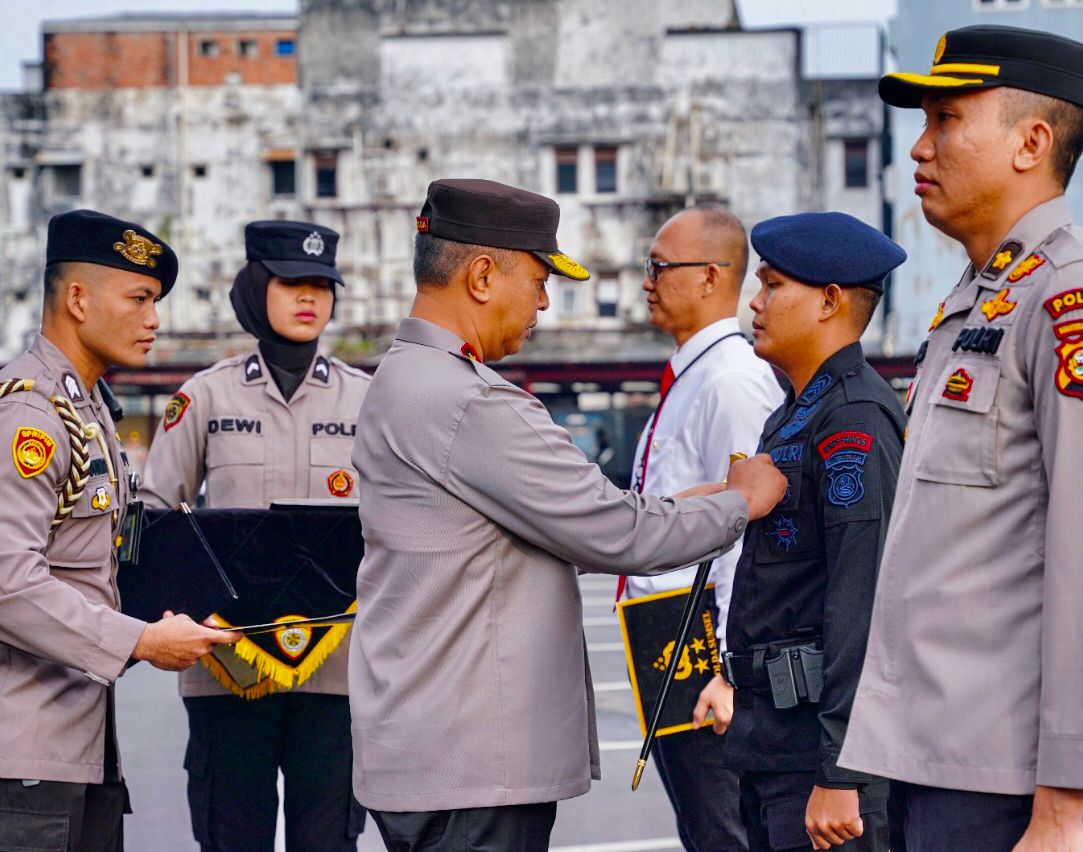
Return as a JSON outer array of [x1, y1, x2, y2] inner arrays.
[[934, 33, 947, 64], [113, 229, 163, 269], [549, 253, 589, 280]]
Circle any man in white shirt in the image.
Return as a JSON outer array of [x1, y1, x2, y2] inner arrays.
[[622, 206, 784, 851]]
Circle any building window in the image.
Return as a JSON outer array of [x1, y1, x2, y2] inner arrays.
[[237, 38, 259, 57], [9, 166, 25, 179], [276, 39, 295, 56], [52, 164, 81, 198], [593, 149, 619, 197], [844, 139, 869, 188], [140, 164, 154, 178], [315, 153, 338, 198], [974, 0, 1029, 8], [560, 281, 581, 317], [194, 288, 212, 301], [555, 147, 578, 194], [270, 160, 296, 197], [192, 164, 208, 178], [596, 279, 619, 318], [197, 39, 219, 57]]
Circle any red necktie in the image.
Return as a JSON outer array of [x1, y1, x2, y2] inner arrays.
[[615, 361, 676, 604]]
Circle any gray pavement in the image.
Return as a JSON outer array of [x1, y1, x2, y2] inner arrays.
[[116, 573, 683, 851]]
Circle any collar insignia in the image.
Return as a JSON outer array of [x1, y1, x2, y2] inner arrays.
[[313, 356, 330, 383], [460, 342, 481, 362], [982, 240, 1022, 280], [245, 355, 263, 381], [929, 301, 945, 332], [1007, 254, 1045, 284], [62, 372, 83, 402], [113, 229, 162, 268], [798, 374, 832, 406], [980, 288, 1017, 322]]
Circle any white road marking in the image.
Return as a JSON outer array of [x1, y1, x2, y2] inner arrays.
[[551, 840, 683, 852], [586, 642, 624, 652], [598, 740, 643, 751], [592, 681, 631, 692], [582, 616, 618, 627]]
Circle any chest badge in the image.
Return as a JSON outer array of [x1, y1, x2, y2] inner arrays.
[[942, 367, 974, 402], [12, 427, 56, 479], [980, 288, 1016, 322], [1007, 254, 1045, 283], [1053, 320, 1083, 400], [769, 516, 799, 552], [327, 468, 355, 498], [928, 302, 945, 332], [91, 485, 112, 512]]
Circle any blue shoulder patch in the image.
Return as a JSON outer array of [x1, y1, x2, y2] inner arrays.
[[779, 401, 819, 440], [818, 431, 873, 509]]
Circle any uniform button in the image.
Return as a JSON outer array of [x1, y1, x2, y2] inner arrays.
[[734, 518, 746, 535], [652, 440, 659, 450]]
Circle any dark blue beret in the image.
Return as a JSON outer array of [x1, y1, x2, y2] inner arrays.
[[46, 209, 178, 298], [750, 212, 906, 293], [246, 220, 344, 285]]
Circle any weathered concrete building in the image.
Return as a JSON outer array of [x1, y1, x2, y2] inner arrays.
[[0, 2, 887, 368]]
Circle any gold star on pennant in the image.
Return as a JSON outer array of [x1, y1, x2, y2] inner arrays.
[[690, 637, 706, 654], [694, 658, 710, 674]]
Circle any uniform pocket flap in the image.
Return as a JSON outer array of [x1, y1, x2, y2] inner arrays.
[[931, 360, 1000, 414], [206, 433, 264, 468]]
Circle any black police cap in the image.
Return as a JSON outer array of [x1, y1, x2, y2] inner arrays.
[[46, 209, 178, 298], [881, 25, 1083, 109], [245, 220, 344, 285], [415, 178, 590, 281], [751, 212, 906, 293]]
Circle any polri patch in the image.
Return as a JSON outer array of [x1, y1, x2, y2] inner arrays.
[[980, 288, 1016, 322], [769, 443, 804, 465], [942, 368, 974, 402], [981, 240, 1022, 280], [1045, 288, 1083, 320], [1053, 319, 1083, 400], [327, 468, 355, 498], [779, 402, 819, 440], [818, 431, 873, 509], [953, 326, 1004, 355], [12, 427, 56, 479], [1007, 254, 1044, 283], [163, 392, 191, 432]]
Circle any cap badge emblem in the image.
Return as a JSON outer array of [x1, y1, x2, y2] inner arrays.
[[933, 33, 947, 65], [113, 230, 163, 269], [302, 231, 325, 256]]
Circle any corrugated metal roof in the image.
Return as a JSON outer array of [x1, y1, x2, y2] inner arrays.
[[802, 23, 883, 79]]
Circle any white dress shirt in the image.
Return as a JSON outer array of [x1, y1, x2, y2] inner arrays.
[[624, 317, 784, 645]]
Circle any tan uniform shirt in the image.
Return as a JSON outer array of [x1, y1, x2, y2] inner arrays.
[[142, 349, 370, 697], [0, 335, 145, 783], [840, 196, 1083, 794], [349, 318, 750, 812]]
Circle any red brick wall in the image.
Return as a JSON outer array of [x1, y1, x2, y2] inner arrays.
[[43, 28, 296, 90]]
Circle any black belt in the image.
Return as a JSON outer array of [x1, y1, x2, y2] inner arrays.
[[723, 637, 824, 709]]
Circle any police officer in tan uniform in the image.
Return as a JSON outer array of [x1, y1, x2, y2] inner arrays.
[[142, 221, 368, 852], [838, 26, 1083, 852], [0, 209, 240, 851], [351, 179, 789, 851]]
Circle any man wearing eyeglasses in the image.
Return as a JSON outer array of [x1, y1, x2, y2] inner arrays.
[[618, 205, 783, 852]]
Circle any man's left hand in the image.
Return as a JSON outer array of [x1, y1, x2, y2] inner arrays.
[[805, 786, 863, 849]]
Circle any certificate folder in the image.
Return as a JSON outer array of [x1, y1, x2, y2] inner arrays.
[[617, 583, 723, 738], [118, 503, 238, 624]]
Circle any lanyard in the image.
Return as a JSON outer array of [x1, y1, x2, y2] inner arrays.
[[631, 331, 746, 493]]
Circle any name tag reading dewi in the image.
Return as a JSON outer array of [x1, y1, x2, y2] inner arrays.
[[617, 584, 722, 738]]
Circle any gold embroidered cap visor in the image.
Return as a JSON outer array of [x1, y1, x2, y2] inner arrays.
[[45, 208, 179, 297], [880, 25, 1083, 110]]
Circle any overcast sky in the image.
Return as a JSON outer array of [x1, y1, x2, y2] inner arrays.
[[0, 0, 897, 90]]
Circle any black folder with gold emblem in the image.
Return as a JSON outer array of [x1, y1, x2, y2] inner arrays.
[[617, 584, 723, 737]]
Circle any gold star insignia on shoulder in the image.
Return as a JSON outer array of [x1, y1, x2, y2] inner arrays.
[[992, 250, 1013, 270]]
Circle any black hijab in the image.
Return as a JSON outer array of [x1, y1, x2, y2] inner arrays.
[[229, 260, 318, 400]]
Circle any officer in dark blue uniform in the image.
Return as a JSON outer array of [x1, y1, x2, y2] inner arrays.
[[693, 213, 906, 851]]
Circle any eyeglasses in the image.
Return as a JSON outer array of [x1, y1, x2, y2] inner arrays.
[[644, 257, 732, 283]]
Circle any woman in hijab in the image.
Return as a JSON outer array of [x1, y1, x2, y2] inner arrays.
[[142, 220, 369, 851]]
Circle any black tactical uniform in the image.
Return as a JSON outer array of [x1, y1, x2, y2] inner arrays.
[[722, 341, 904, 850]]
